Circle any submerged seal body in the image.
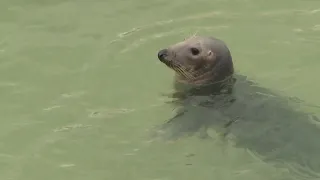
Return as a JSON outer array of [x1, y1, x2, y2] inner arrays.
[[155, 35, 320, 177]]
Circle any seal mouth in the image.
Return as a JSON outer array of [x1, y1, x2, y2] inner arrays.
[[157, 49, 196, 80]]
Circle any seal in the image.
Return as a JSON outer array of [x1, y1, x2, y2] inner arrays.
[[155, 35, 240, 138], [157, 36, 235, 96], [154, 35, 320, 177]]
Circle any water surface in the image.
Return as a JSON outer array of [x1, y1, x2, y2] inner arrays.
[[1, 0, 320, 179]]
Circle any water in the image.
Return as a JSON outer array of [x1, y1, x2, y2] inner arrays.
[[1, 0, 320, 179]]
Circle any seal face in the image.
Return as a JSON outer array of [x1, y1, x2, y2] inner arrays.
[[157, 36, 234, 92]]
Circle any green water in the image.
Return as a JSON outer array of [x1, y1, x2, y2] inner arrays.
[[1, 0, 320, 179]]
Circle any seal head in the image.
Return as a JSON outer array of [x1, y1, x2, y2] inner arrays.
[[157, 36, 234, 90]]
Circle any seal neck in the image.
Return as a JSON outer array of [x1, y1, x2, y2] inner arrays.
[[174, 75, 236, 97]]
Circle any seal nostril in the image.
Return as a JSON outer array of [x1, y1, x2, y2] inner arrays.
[[157, 49, 168, 61]]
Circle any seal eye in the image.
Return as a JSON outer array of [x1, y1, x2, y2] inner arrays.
[[190, 47, 200, 56]]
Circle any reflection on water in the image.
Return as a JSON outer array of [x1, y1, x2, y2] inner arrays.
[[1, 0, 320, 180]]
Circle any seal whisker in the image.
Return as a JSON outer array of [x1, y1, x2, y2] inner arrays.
[[172, 61, 196, 79], [174, 65, 196, 80], [175, 67, 190, 79], [174, 66, 191, 79], [191, 31, 198, 38]]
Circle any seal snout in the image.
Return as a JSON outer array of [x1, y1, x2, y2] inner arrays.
[[157, 49, 169, 61]]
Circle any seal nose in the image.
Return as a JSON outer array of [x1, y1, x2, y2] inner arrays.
[[157, 49, 168, 61]]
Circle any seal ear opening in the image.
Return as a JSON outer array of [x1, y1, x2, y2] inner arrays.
[[207, 50, 216, 61]]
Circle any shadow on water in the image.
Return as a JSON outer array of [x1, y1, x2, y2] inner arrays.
[[152, 73, 320, 178]]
